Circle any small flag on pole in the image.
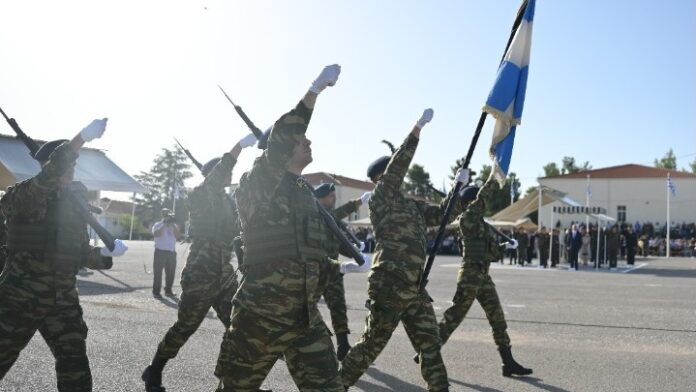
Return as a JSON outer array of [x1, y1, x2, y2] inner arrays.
[[484, 0, 536, 185], [667, 173, 676, 196]]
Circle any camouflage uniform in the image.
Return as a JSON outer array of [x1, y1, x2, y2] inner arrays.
[[151, 153, 240, 362], [340, 134, 461, 392], [319, 200, 361, 336], [0, 211, 7, 273], [0, 143, 112, 392], [215, 100, 344, 392], [438, 178, 511, 349]]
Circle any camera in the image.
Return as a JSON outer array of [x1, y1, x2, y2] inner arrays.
[[163, 214, 176, 225]]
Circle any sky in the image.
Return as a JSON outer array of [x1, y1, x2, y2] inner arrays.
[[0, 0, 694, 199]]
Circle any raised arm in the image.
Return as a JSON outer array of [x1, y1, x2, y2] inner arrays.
[[373, 109, 434, 200]]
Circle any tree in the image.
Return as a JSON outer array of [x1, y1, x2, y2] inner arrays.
[[543, 162, 560, 177], [690, 157, 696, 173], [404, 164, 441, 201], [134, 146, 193, 226], [654, 149, 677, 170]]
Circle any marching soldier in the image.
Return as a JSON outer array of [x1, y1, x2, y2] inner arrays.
[[214, 64, 364, 392], [141, 132, 259, 391], [313, 182, 372, 360], [0, 120, 128, 392], [339, 109, 469, 392], [434, 177, 533, 377]]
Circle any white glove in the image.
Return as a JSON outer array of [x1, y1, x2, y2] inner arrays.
[[100, 239, 128, 257], [454, 168, 471, 185], [80, 118, 108, 142], [359, 241, 366, 252], [416, 109, 434, 129], [238, 133, 257, 149], [309, 64, 341, 94], [509, 239, 519, 250], [340, 253, 372, 274], [360, 191, 372, 205]]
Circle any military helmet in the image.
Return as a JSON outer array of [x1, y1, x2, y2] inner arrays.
[[367, 156, 390, 183], [34, 139, 68, 164], [313, 182, 335, 198], [458, 186, 480, 207], [201, 157, 221, 177]]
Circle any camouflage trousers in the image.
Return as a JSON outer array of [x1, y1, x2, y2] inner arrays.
[[438, 261, 510, 348], [153, 262, 238, 361], [340, 270, 449, 392], [215, 306, 344, 392], [0, 271, 91, 391], [322, 272, 350, 335]]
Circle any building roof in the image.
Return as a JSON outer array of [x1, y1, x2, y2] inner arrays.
[[540, 164, 696, 180], [100, 198, 135, 215], [0, 134, 146, 193], [304, 172, 375, 191]]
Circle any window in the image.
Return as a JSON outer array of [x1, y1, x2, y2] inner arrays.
[[617, 205, 626, 222]]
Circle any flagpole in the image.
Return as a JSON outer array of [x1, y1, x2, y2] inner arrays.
[[586, 174, 590, 228], [549, 205, 554, 264], [129, 192, 136, 241], [666, 173, 671, 258]]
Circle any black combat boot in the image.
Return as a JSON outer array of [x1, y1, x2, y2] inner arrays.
[[142, 356, 168, 392], [336, 333, 351, 361], [499, 346, 532, 377]]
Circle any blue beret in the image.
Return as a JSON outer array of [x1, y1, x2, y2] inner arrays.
[[367, 156, 390, 181], [313, 183, 335, 198]]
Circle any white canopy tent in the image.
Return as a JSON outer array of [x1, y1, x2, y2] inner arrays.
[[0, 134, 145, 239]]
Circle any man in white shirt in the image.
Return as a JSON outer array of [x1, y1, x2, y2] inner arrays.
[[152, 208, 180, 299]]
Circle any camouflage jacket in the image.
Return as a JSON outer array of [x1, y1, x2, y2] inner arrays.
[[235, 99, 338, 328], [369, 133, 462, 286], [185, 153, 238, 275], [459, 177, 501, 265], [0, 143, 109, 286]]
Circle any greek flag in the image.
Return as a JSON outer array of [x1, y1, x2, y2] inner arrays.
[[484, 0, 536, 185], [667, 173, 676, 196]]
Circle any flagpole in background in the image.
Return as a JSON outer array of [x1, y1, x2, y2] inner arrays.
[[419, 0, 535, 291], [537, 183, 543, 228], [666, 172, 671, 258], [129, 192, 136, 241], [585, 174, 591, 228]]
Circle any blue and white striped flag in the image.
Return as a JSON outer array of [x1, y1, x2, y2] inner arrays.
[[484, 0, 536, 185], [667, 173, 676, 196]]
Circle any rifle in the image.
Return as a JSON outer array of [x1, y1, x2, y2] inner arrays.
[[0, 106, 116, 251], [419, 0, 529, 291], [216, 85, 265, 146], [174, 138, 204, 172]]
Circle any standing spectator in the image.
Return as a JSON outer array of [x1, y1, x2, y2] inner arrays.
[[536, 227, 549, 268], [550, 229, 560, 267], [526, 232, 535, 265], [607, 226, 620, 270], [516, 229, 528, 267], [151, 208, 180, 298], [568, 224, 583, 271], [580, 227, 591, 266], [506, 234, 518, 265], [590, 224, 598, 265], [625, 227, 637, 265]]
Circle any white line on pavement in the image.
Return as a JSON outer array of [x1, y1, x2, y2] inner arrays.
[[622, 263, 649, 273]]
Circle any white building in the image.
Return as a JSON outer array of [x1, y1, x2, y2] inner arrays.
[[538, 164, 696, 228]]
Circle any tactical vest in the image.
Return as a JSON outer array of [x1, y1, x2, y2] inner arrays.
[[461, 218, 490, 264], [242, 176, 327, 265], [6, 191, 87, 273], [189, 191, 237, 245]]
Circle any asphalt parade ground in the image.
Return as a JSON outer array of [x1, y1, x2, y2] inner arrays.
[[1, 241, 695, 392]]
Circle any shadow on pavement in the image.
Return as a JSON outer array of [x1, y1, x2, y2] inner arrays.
[[354, 367, 424, 391], [628, 267, 696, 278], [515, 376, 572, 392], [77, 279, 148, 295], [449, 379, 505, 392]]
